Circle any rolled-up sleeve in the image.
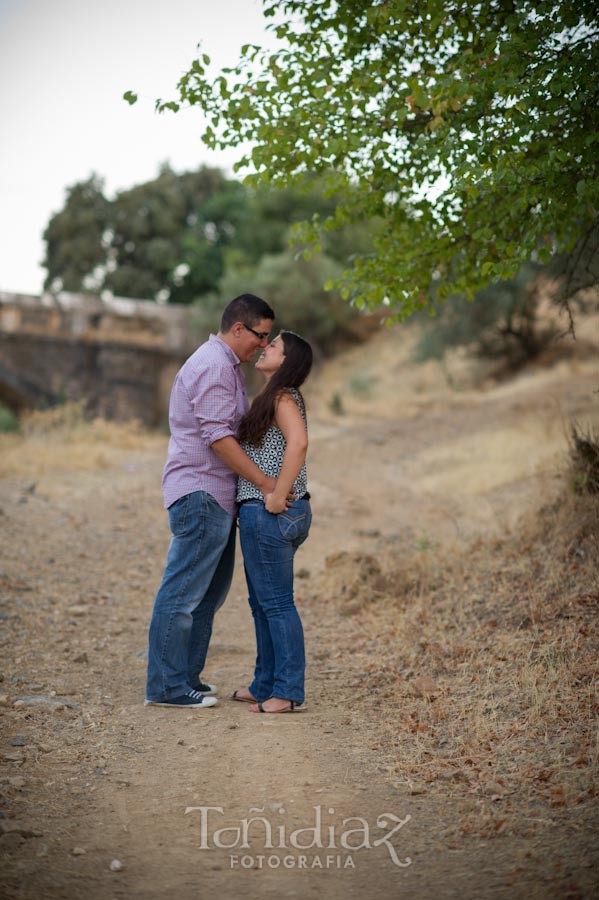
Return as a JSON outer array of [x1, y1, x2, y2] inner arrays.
[[187, 363, 238, 447]]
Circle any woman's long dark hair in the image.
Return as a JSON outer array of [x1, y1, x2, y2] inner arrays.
[[238, 331, 313, 447]]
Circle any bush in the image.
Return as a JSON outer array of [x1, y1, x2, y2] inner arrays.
[[193, 250, 358, 355], [570, 423, 599, 495], [413, 262, 559, 369], [0, 402, 19, 433]]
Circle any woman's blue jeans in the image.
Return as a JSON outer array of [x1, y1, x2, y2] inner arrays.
[[146, 491, 236, 702], [238, 498, 311, 705]]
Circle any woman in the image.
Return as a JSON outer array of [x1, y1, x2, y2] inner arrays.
[[232, 330, 313, 713]]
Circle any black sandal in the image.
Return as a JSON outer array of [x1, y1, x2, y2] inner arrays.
[[255, 699, 296, 713], [230, 689, 256, 704]]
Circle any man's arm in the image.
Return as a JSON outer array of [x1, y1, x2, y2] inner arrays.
[[190, 364, 275, 492], [211, 436, 276, 495]]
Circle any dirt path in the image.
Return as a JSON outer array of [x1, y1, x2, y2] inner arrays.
[[1, 341, 598, 899]]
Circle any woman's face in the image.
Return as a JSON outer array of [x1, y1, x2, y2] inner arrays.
[[255, 334, 286, 376]]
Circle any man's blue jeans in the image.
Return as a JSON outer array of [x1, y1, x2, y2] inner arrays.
[[238, 498, 311, 705], [146, 491, 235, 702]]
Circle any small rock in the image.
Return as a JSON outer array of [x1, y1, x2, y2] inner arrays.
[[3, 751, 25, 764], [438, 769, 469, 782], [484, 781, 506, 799], [135, 649, 148, 661], [0, 694, 11, 707], [8, 776, 27, 789], [339, 602, 361, 617], [355, 528, 381, 538], [412, 676, 439, 698], [409, 782, 428, 795], [0, 820, 43, 838], [73, 653, 88, 664], [13, 695, 81, 711], [296, 568, 311, 579], [0, 832, 25, 850], [110, 858, 123, 871], [71, 847, 86, 856], [9, 735, 27, 747], [67, 605, 88, 617]]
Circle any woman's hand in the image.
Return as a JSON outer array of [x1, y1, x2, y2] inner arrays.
[[264, 492, 288, 514]]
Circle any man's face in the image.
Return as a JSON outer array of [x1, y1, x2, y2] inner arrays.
[[234, 318, 273, 362]]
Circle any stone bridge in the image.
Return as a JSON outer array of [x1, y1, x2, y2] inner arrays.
[[0, 291, 204, 427]]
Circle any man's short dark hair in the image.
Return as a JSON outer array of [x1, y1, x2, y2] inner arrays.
[[220, 294, 275, 333]]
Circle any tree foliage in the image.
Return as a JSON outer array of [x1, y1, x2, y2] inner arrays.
[[413, 262, 563, 367], [132, 0, 599, 317], [43, 176, 110, 293], [42, 166, 376, 352], [43, 166, 246, 303]]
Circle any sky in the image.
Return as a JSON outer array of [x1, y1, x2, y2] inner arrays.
[[0, 0, 277, 294]]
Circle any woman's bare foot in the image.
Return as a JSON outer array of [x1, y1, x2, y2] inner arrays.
[[249, 697, 295, 713], [230, 688, 256, 703]]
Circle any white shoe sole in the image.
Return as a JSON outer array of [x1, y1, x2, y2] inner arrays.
[[144, 697, 218, 708]]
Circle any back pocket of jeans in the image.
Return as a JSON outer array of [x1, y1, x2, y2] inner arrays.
[[168, 494, 190, 536], [277, 508, 307, 541]]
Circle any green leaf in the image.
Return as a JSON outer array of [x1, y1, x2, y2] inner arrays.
[[123, 90, 138, 106], [142, 0, 599, 320]]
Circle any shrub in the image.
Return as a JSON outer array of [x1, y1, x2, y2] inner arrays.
[[413, 262, 559, 369], [570, 423, 599, 495], [0, 402, 19, 433]]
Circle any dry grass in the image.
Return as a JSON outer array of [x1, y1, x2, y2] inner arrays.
[[312, 490, 599, 839], [0, 403, 164, 478]]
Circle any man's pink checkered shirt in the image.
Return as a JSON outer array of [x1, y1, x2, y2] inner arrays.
[[161, 334, 249, 516]]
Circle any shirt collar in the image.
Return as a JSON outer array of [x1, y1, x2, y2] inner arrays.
[[210, 333, 241, 366]]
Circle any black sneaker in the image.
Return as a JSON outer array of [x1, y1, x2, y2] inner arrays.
[[190, 679, 218, 696], [144, 689, 218, 709]]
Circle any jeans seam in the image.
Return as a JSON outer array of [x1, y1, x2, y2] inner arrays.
[[243, 503, 304, 703], [157, 495, 207, 698]]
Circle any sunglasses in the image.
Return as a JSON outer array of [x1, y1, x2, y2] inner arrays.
[[242, 323, 270, 341]]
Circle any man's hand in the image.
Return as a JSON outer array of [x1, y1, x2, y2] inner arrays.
[[264, 492, 287, 514]]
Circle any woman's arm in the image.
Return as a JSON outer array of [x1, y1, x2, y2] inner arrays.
[[265, 393, 308, 514]]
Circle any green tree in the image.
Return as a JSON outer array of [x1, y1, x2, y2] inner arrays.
[[43, 175, 110, 292], [43, 165, 378, 309], [107, 165, 247, 303], [131, 0, 599, 317], [43, 166, 248, 304]]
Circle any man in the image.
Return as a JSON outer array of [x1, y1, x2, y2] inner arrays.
[[145, 294, 276, 708]]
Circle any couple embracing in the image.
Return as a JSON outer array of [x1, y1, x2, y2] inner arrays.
[[145, 294, 312, 714]]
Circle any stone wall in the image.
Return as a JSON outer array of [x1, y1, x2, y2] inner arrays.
[[0, 291, 202, 426]]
